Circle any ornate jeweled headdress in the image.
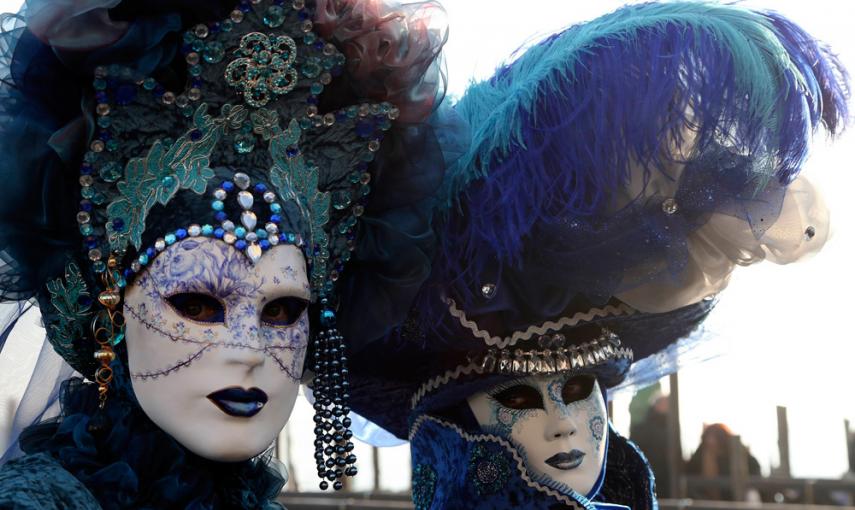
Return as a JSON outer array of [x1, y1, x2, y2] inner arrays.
[[52, 0, 412, 490]]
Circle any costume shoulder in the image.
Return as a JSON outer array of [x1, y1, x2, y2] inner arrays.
[[0, 453, 100, 510]]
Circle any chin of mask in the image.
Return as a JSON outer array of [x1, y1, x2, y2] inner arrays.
[[468, 373, 608, 497], [124, 237, 311, 462]]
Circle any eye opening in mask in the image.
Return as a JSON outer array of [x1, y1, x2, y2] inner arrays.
[[561, 374, 596, 405], [165, 292, 226, 324], [491, 383, 544, 410], [261, 296, 309, 328]]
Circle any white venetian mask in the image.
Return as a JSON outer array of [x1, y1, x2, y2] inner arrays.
[[124, 237, 310, 462], [468, 374, 608, 497]]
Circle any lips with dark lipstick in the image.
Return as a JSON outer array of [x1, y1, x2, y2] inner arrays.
[[207, 387, 268, 418], [545, 449, 585, 470]]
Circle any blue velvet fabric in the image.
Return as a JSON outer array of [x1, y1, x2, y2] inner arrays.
[[409, 416, 654, 510], [0, 452, 101, 509], [7, 359, 286, 510]]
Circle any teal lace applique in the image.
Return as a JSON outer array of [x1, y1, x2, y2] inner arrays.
[[45, 263, 94, 364], [269, 119, 330, 293], [106, 104, 246, 251], [412, 463, 437, 510], [468, 443, 512, 496], [225, 32, 299, 108], [251, 108, 281, 141]]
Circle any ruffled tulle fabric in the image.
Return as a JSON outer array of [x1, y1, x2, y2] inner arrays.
[[338, 103, 468, 349], [16, 359, 286, 510], [314, 0, 447, 123], [1, 332, 75, 463], [25, 0, 126, 50]]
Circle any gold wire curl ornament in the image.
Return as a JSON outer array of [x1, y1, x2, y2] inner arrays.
[[90, 256, 124, 409]]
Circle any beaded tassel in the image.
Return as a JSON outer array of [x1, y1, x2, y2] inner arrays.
[[312, 311, 357, 490]]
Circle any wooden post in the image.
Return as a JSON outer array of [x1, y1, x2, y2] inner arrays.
[[372, 446, 381, 493], [776, 406, 791, 477], [728, 434, 748, 501], [280, 426, 299, 492], [666, 373, 684, 499], [846, 419, 853, 473]]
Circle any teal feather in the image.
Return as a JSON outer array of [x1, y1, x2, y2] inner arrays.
[[443, 1, 830, 206]]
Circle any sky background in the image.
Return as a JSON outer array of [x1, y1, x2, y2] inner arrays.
[[0, 0, 853, 492]]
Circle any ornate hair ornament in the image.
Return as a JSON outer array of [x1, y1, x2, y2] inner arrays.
[[410, 329, 633, 410], [61, 0, 405, 490], [473, 330, 632, 377]]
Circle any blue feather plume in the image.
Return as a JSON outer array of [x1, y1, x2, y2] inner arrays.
[[437, 2, 849, 297]]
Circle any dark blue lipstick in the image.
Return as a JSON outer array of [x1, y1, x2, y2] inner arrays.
[[207, 387, 268, 418], [545, 449, 585, 470]]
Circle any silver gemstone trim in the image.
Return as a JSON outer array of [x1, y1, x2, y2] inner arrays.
[[409, 330, 632, 410]]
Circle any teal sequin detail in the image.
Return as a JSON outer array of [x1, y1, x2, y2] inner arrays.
[[106, 103, 246, 251], [203, 41, 226, 64], [99, 161, 122, 182], [45, 263, 94, 371], [225, 32, 299, 108], [412, 464, 437, 510], [468, 444, 512, 496]]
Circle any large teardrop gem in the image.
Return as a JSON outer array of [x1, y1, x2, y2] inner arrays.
[[241, 211, 258, 230], [237, 191, 254, 210], [233, 172, 251, 190], [247, 243, 263, 264]]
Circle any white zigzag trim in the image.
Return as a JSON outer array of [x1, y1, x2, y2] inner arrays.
[[410, 362, 481, 409], [409, 415, 594, 510], [446, 298, 636, 349]]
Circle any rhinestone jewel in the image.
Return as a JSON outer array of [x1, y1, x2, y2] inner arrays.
[[247, 243, 263, 264], [481, 283, 497, 299], [234, 172, 251, 190], [237, 191, 254, 209], [661, 198, 679, 215], [241, 211, 258, 230]]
